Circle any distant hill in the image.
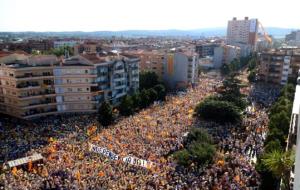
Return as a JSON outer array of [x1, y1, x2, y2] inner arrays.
[[0, 27, 297, 39]]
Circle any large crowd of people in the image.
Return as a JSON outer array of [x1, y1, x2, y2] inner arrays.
[[0, 73, 278, 190]]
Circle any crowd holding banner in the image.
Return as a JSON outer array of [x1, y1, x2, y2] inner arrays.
[[0, 73, 278, 189]]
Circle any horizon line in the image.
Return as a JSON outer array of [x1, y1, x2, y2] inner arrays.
[[0, 26, 298, 33]]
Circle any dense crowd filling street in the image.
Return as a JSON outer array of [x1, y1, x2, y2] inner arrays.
[[0, 74, 279, 190]]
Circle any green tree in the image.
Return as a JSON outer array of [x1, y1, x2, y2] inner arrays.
[[229, 58, 241, 72], [147, 88, 158, 102], [248, 58, 257, 71], [139, 71, 159, 90], [139, 89, 151, 108], [173, 149, 191, 167], [219, 74, 247, 110], [195, 99, 241, 124], [187, 141, 215, 166], [220, 64, 231, 75], [269, 111, 290, 136], [131, 92, 141, 110], [98, 101, 114, 126], [248, 70, 256, 83], [45, 46, 74, 57], [118, 95, 134, 116], [174, 128, 215, 167], [264, 140, 283, 153], [153, 84, 166, 101], [186, 128, 213, 145], [262, 150, 295, 190]]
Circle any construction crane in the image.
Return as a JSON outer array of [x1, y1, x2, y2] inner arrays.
[[258, 22, 272, 44]]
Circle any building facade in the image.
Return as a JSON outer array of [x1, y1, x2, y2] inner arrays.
[[53, 40, 81, 49], [213, 44, 241, 68], [124, 50, 164, 79], [0, 55, 58, 119], [163, 52, 198, 89], [227, 17, 258, 56], [74, 42, 102, 55], [258, 48, 300, 85], [286, 71, 300, 190], [0, 53, 139, 119], [285, 30, 300, 47], [195, 43, 219, 58]]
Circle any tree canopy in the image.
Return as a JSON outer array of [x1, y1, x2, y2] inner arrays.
[[139, 71, 159, 90], [195, 99, 241, 124], [98, 101, 114, 126]]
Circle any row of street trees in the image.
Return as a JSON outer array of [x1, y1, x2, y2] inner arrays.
[[247, 57, 257, 83], [256, 84, 296, 190], [174, 73, 246, 167], [220, 55, 253, 76], [32, 46, 74, 57]]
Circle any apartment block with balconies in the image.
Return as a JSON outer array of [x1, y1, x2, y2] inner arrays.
[[0, 52, 139, 119], [0, 55, 59, 118], [81, 52, 139, 105], [53, 56, 98, 114], [258, 48, 300, 85]]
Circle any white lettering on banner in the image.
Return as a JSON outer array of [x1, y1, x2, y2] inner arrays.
[[123, 156, 154, 169], [89, 143, 155, 169], [89, 144, 119, 161]]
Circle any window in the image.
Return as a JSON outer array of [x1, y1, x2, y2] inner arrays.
[[67, 88, 72, 92], [78, 88, 82, 92], [85, 70, 88, 74], [86, 88, 90, 91]]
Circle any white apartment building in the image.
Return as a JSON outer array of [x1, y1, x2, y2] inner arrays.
[[227, 17, 258, 56]]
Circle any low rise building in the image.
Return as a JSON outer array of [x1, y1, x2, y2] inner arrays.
[[74, 42, 102, 55]]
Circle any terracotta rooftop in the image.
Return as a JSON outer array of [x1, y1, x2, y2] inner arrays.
[[0, 50, 29, 58]]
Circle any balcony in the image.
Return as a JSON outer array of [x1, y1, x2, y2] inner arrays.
[[114, 84, 126, 90], [15, 73, 54, 81], [23, 107, 58, 117], [114, 77, 126, 82], [17, 82, 40, 88], [18, 90, 56, 98]]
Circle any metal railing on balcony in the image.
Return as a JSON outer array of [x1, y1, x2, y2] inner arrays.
[[18, 90, 55, 98], [17, 82, 40, 88]]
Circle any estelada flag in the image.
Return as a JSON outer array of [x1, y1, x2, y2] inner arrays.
[[12, 167, 18, 176], [28, 160, 33, 172], [98, 171, 105, 177], [75, 171, 81, 182]]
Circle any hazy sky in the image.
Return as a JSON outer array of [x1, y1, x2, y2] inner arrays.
[[0, 0, 299, 31]]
